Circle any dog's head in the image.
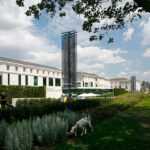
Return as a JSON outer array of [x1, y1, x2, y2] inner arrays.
[[70, 124, 79, 134], [70, 126, 76, 133]]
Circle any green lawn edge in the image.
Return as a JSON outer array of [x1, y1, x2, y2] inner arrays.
[[54, 96, 150, 150]]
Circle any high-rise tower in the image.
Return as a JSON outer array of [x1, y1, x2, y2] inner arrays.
[[62, 31, 77, 100]]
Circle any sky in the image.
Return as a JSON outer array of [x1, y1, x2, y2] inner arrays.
[[0, 0, 150, 81]]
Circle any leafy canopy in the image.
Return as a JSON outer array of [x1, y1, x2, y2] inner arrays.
[[16, 0, 150, 43]]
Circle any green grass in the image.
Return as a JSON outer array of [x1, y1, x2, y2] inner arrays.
[[54, 94, 150, 150]]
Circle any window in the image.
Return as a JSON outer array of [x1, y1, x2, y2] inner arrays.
[[23, 68, 26, 72], [91, 82, 93, 87], [77, 82, 81, 87], [126, 86, 128, 89], [55, 78, 61, 86], [43, 77, 47, 86], [43, 70, 44, 74], [18, 75, 21, 85], [8, 74, 10, 85], [85, 83, 88, 87], [48, 72, 50, 75], [34, 76, 38, 86], [7, 65, 9, 70], [83, 81, 84, 87], [37, 70, 39, 74], [15, 66, 18, 71], [25, 75, 28, 86], [30, 69, 32, 73], [49, 78, 53, 86]]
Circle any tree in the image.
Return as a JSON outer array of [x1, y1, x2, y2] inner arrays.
[[16, 0, 150, 43]]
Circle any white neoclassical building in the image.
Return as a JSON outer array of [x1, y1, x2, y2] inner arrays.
[[77, 72, 111, 89], [110, 78, 141, 92], [0, 56, 142, 98], [0, 56, 62, 98]]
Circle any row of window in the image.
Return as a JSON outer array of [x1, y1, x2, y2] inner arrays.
[[7, 74, 61, 86], [113, 86, 128, 89], [6, 65, 60, 76], [77, 82, 94, 87]]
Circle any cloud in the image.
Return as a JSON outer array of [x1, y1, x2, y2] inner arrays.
[[143, 48, 150, 57], [125, 67, 130, 71], [78, 46, 127, 64], [0, 0, 61, 68], [77, 45, 127, 74], [141, 17, 150, 46], [123, 27, 134, 41], [117, 72, 127, 78]]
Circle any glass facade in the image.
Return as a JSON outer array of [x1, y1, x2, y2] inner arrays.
[[34, 76, 38, 86], [49, 78, 53, 86], [55, 78, 61, 86]]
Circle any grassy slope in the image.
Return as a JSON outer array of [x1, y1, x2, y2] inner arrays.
[[54, 95, 150, 150]]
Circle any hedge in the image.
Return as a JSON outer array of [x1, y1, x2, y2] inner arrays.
[[63, 88, 113, 95], [0, 85, 46, 102], [0, 99, 100, 123], [114, 88, 128, 96]]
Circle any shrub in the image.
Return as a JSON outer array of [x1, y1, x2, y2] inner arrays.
[[32, 115, 68, 146], [5, 120, 33, 150], [0, 99, 99, 123], [63, 88, 113, 95], [114, 88, 127, 96], [0, 120, 8, 146], [0, 85, 46, 103], [4, 109, 85, 149]]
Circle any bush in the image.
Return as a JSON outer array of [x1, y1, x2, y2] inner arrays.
[[0, 85, 46, 102], [63, 89, 113, 95], [0, 120, 8, 146], [4, 109, 85, 149], [0, 99, 99, 123], [5, 120, 33, 150], [114, 88, 127, 96]]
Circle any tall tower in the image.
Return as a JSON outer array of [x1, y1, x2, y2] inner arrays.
[[131, 76, 136, 94], [62, 31, 77, 100]]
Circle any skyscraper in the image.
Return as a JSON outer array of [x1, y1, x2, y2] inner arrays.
[[62, 31, 77, 99], [131, 76, 136, 94]]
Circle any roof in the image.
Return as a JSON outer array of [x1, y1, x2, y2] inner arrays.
[[0, 56, 60, 71], [110, 78, 129, 81], [78, 72, 100, 77]]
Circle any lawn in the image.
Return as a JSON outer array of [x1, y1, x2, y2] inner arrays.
[[54, 94, 150, 150]]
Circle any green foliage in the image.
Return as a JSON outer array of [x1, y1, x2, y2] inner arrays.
[[114, 88, 127, 96], [0, 99, 99, 123], [5, 120, 33, 150], [0, 85, 46, 102], [4, 109, 84, 149], [16, 0, 149, 42], [54, 96, 150, 150], [0, 120, 7, 146], [63, 89, 113, 95]]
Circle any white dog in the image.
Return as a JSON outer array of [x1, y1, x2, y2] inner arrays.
[[70, 117, 93, 136]]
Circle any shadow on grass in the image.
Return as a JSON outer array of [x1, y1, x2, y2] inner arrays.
[[55, 100, 150, 150]]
